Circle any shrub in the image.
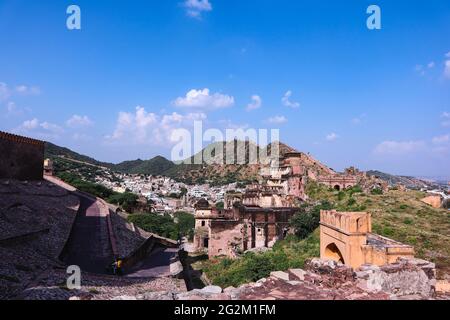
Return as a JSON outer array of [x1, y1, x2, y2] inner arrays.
[[107, 192, 138, 211], [216, 201, 224, 209], [129, 212, 195, 241], [128, 214, 178, 240], [403, 218, 413, 225], [290, 201, 332, 239], [203, 231, 320, 288], [174, 211, 195, 241], [371, 188, 383, 195]]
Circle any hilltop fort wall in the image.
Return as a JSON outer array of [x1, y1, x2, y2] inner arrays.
[[0, 131, 45, 181]]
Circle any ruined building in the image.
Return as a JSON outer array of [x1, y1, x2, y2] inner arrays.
[[0, 131, 45, 181], [320, 210, 415, 269], [194, 199, 295, 258], [317, 174, 358, 191], [194, 153, 307, 258], [43, 159, 54, 176], [317, 166, 388, 193]]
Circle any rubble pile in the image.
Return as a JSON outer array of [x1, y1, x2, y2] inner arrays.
[[90, 258, 445, 301]]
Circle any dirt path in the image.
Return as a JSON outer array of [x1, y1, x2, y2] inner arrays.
[[125, 245, 178, 278], [60, 195, 114, 274]]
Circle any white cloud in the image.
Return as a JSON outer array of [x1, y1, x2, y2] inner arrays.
[[282, 90, 300, 108], [428, 61, 435, 68], [72, 133, 92, 142], [442, 112, 450, 127], [0, 82, 40, 102], [0, 82, 10, 101], [267, 116, 287, 124], [373, 140, 425, 155], [352, 113, 367, 125], [444, 60, 450, 79], [15, 118, 64, 139], [6, 101, 16, 113], [432, 134, 449, 145], [218, 119, 249, 130], [415, 64, 425, 76], [40, 121, 64, 134], [15, 85, 40, 95], [246, 95, 262, 111], [173, 88, 234, 111], [184, 0, 212, 18], [108, 106, 207, 146], [22, 118, 39, 130], [326, 133, 339, 142], [66, 115, 93, 128], [446, 51, 450, 58]]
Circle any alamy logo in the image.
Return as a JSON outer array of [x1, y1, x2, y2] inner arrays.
[[171, 121, 280, 167], [66, 265, 81, 290], [66, 5, 81, 30], [367, 5, 381, 30]]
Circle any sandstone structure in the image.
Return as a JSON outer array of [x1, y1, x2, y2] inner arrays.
[[0, 131, 44, 181], [194, 199, 295, 258], [316, 167, 388, 193], [320, 210, 415, 269], [317, 175, 357, 191], [194, 153, 309, 258], [43, 159, 53, 176], [420, 195, 442, 209]]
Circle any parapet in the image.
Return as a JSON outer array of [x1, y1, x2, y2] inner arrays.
[[320, 210, 371, 234], [0, 131, 45, 147]]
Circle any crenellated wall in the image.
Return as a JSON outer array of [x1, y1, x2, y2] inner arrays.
[[320, 210, 414, 269], [0, 131, 45, 181]]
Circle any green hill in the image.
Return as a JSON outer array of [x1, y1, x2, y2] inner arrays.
[[113, 156, 175, 175], [44, 142, 113, 168]]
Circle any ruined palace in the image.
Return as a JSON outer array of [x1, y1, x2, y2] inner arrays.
[[194, 152, 307, 258], [0, 131, 45, 181], [320, 210, 415, 269], [317, 174, 357, 191]]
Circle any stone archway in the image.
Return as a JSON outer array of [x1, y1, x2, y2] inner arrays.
[[324, 243, 345, 264], [334, 185, 341, 191]]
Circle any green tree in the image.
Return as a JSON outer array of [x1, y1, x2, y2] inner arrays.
[[290, 201, 333, 239]]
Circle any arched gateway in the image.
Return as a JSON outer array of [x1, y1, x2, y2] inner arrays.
[[320, 210, 415, 269], [324, 243, 345, 264]]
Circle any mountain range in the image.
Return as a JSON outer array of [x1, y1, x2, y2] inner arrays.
[[44, 141, 436, 188]]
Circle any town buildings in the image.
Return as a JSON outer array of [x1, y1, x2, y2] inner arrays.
[[194, 152, 308, 258]]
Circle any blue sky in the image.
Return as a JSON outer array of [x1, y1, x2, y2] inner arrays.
[[0, 0, 449, 178]]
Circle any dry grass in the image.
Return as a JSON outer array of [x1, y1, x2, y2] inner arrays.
[[307, 182, 450, 279]]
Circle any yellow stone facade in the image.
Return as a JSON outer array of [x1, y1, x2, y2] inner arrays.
[[320, 210, 415, 269]]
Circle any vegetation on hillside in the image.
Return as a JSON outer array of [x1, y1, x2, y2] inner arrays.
[[306, 181, 450, 277], [194, 231, 320, 288], [57, 171, 139, 211], [113, 156, 175, 175], [127, 212, 195, 241], [194, 181, 450, 287], [57, 171, 116, 199], [45, 142, 112, 168]]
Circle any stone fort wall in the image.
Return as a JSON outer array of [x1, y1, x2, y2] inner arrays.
[[0, 131, 44, 181]]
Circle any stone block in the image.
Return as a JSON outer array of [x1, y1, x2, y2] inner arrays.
[[288, 269, 307, 281], [270, 271, 290, 281]]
